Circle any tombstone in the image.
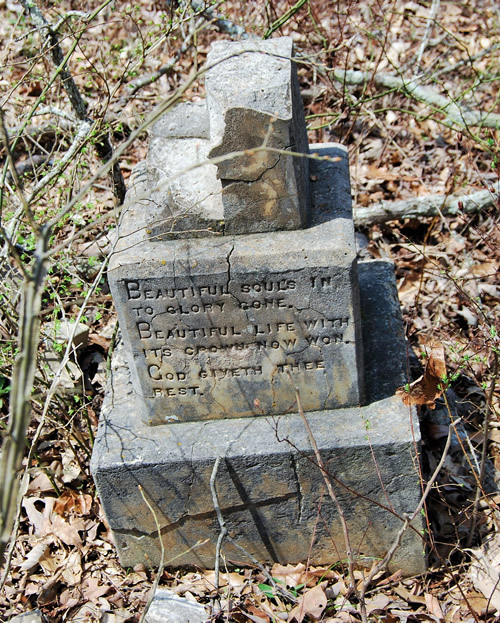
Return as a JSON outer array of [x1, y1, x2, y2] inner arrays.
[[91, 38, 426, 575]]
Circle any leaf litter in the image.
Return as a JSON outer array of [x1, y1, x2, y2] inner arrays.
[[1, 0, 499, 620]]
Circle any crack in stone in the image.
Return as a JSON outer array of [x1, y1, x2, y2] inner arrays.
[[220, 152, 284, 187], [290, 453, 303, 524]]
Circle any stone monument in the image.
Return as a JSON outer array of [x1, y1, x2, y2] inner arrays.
[[91, 38, 426, 575]]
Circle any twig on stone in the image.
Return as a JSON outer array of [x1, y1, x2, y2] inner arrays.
[[358, 417, 460, 607], [138, 484, 166, 623], [209, 456, 227, 591], [288, 373, 364, 617], [209, 456, 297, 603]]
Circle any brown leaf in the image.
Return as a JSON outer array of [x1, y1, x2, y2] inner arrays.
[[48, 514, 82, 547], [53, 489, 93, 517], [467, 533, 500, 611], [270, 563, 337, 589], [365, 593, 392, 613], [396, 344, 446, 409], [246, 604, 271, 623], [424, 593, 444, 620], [289, 585, 328, 623], [27, 471, 56, 495], [81, 576, 111, 601], [61, 549, 83, 586]]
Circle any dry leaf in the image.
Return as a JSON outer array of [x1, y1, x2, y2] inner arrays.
[[46, 513, 82, 547], [425, 593, 444, 620], [27, 471, 56, 495], [53, 489, 93, 517], [22, 497, 49, 534], [396, 343, 446, 408], [467, 533, 500, 611], [61, 549, 83, 586], [61, 448, 82, 483], [246, 604, 271, 623], [289, 585, 328, 623], [81, 576, 111, 601], [365, 593, 392, 612], [270, 563, 337, 589], [19, 541, 48, 571]]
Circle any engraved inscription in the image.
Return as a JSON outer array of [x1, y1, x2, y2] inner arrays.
[[119, 269, 356, 420]]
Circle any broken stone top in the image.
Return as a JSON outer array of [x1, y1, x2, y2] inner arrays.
[[141, 37, 310, 237]]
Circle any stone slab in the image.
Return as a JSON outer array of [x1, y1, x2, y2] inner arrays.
[[108, 145, 364, 425], [143, 589, 208, 623], [133, 37, 309, 237], [91, 261, 426, 575]]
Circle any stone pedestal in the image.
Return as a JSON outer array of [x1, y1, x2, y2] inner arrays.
[[91, 261, 425, 575], [91, 37, 425, 576]]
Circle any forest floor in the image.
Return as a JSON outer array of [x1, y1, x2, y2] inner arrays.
[[0, 0, 499, 621]]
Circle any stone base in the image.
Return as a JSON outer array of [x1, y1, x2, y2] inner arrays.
[[91, 261, 426, 575]]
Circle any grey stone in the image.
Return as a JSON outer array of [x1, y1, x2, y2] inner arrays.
[[151, 101, 209, 140], [8, 611, 44, 623], [143, 589, 208, 623], [132, 37, 309, 238], [108, 145, 364, 425], [206, 38, 310, 233], [92, 36, 425, 577], [91, 261, 426, 575]]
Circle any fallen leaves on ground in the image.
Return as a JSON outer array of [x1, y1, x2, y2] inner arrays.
[[467, 532, 500, 612], [396, 343, 447, 408]]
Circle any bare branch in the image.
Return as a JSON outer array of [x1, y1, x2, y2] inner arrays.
[[332, 69, 500, 130], [20, 0, 126, 203], [354, 181, 500, 227], [414, 0, 441, 72], [28, 120, 92, 203]]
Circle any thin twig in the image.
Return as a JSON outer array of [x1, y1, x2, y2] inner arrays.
[[332, 68, 500, 129], [288, 373, 362, 614], [354, 181, 500, 227], [209, 456, 227, 591], [359, 418, 461, 605], [20, 0, 126, 203], [28, 119, 93, 203], [415, 0, 441, 72], [468, 351, 499, 546], [209, 456, 297, 603], [138, 485, 165, 623]]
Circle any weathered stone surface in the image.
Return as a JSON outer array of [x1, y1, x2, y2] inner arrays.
[[109, 145, 364, 425], [131, 37, 309, 238], [91, 261, 426, 575], [143, 589, 208, 623]]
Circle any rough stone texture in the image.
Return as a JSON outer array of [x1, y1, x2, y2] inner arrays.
[[108, 145, 364, 425], [91, 261, 426, 575], [143, 589, 208, 623], [128, 37, 309, 238]]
